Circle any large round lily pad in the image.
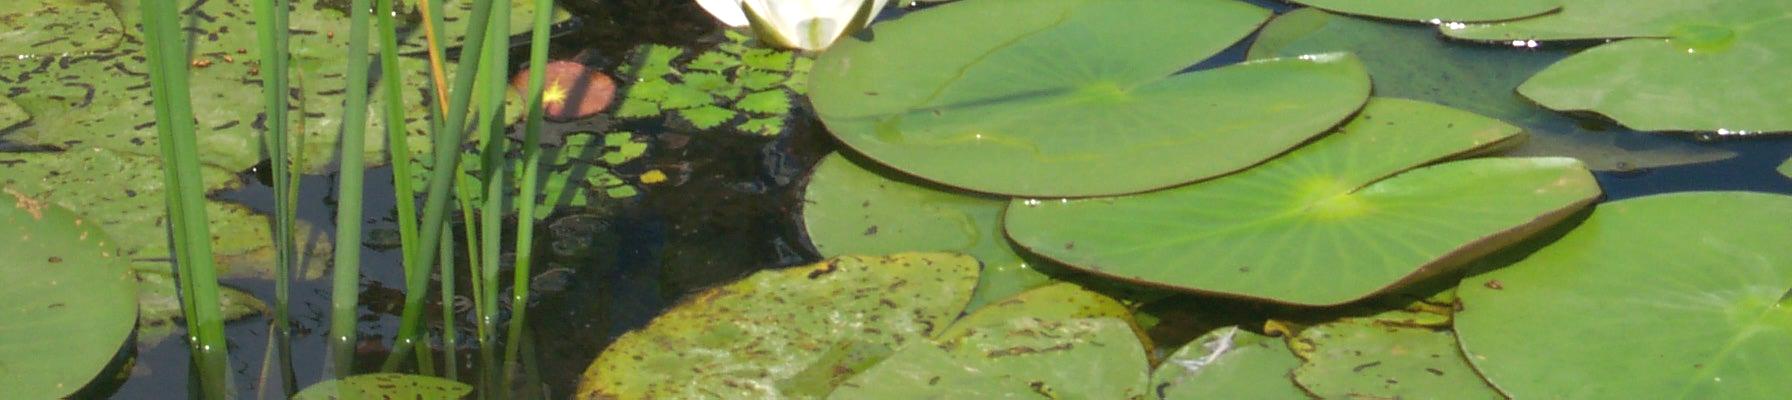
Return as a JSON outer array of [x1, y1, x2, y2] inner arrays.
[[1445, 0, 1792, 133], [293, 373, 472, 400], [828, 317, 1150, 399], [1249, 8, 1735, 171], [0, 0, 122, 57], [802, 152, 1051, 310], [1006, 98, 1602, 305], [1152, 326, 1307, 399], [1455, 192, 1792, 398], [577, 253, 979, 399], [1291, 320, 1500, 398], [1291, 0, 1560, 23], [810, 0, 1371, 196], [0, 189, 138, 399]]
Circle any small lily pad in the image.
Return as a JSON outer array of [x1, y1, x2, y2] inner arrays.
[[1456, 192, 1792, 398], [1152, 327, 1306, 399], [811, 0, 1372, 196], [803, 153, 1051, 311], [936, 283, 1137, 342], [1291, 320, 1501, 399], [293, 373, 472, 400], [1250, 8, 1737, 170], [577, 253, 979, 399], [1444, 0, 1792, 133], [1291, 0, 1560, 23], [828, 317, 1150, 399], [0, 0, 123, 57], [0, 189, 138, 399], [1006, 98, 1601, 305], [132, 270, 269, 345]]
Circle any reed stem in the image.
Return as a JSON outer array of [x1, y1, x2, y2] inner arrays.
[[250, 0, 298, 392], [326, 0, 377, 377], [503, 0, 557, 387]]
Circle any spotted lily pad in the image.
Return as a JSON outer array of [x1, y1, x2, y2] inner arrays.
[[1006, 98, 1601, 305], [802, 153, 1050, 311], [1444, 0, 1792, 133], [132, 270, 269, 345], [936, 283, 1138, 343], [0, 0, 123, 57], [1291, 0, 1559, 23], [1250, 8, 1736, 171], [1455, 192, 1792, 398], [576, 253, 979, 399], [1152, 326, 1306, 399], [811, 0, 1371, 196], [0, 189, 138, 399], [1290, 320, 1500, 398], [0, 96, 24, 130], [828, 317, 1150, 399], [293, 373, 473, 400]]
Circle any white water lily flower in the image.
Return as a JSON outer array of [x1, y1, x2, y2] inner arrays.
[[695, 0, 891, 51]]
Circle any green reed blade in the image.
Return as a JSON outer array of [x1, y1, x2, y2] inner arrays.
[[503, 0, 557, 386], [474, 7, 511, 396], [327, 0, 376, 377], [439, 225, 460, 381], [251, 0, 298, 393]]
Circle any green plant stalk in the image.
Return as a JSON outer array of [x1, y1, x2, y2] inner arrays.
[[372, 0, 432, 375], [141, 1, 231, 397], [503, 0, 556, 386], [439, 226, 460, 381], [457, 166, 487, 333], [251, 0, 298, 393], [389, 0, 501, 369], [327, 0, 377, 377], [474, 8, 511, 395]]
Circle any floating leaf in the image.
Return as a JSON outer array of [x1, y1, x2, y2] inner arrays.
[[1780, 156, 1791, 179], [660, 83, 717, 110], [1250, 8, 1736, 170], [133, 270, 268, 345], [0, 96, 25, 130], [683, 71, 741, 99], [1444, 0, 1792, 133], [612, 98, 661, 119], [803, 153, 1051, 311], [1006, 98, 1601, 305], [687, 51, 739, 72], [1455, 192, 1792, 398], [629, 45, 683, 79], [828, 317, 1150, 399], [677, 105, 737, 129], [577, 253, 979, 399], [739, 116, 786, 136], [742, 48, 794, 72], [737, 90, 792, 115], [1152, 327, 1306, 400], [0, 189, 137, 399], [812, 0, 1372, 196], [1291, 320, 1500, 398], [739, 69, 788, 90], [936, 283, 1137, 342], [0, 0, 121, 57], [1291, 0, 1559, 23], [293, 373, 472, 400]]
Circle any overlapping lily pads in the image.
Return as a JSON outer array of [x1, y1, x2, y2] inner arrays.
[[811, 0, 1371, 196], [1444, 0, 1792, 133], [935, 282, 1137, 342], [1292, 0, 1560, 23], [577, 253, 978, 399], [828, 317, 1150, 399], [1152, 327, 1307, 399], [293, 373, 473, 400], [1006, 98, 1601, 305], [802, 153, 1051, 310], [0, 189, 137, 399], [1250, 8, 1736, 170], [1290, 320, 1500, 398], [1456, 192, 1792, 398], [0, 0, 123, 57]]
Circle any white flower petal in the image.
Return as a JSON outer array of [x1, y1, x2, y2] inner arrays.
[[695, 0, 750, 27]]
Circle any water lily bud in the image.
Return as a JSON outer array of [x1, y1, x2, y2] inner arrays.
[[696, 0, 891, 51]]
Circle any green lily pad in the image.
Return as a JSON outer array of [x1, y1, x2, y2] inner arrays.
[[828, 317, 1150, 399], [1289, 320, 1499, 399], [1445, 0, 1792, 133], [936, 283, 1136, 342], [0, 0, 123, 58], [1250, 8, 1736, 171], [802, 153, 1051, 311], [0, 148, 327, 280], [0, 189, 138, 399], [0, 96, 25, 131], [577, 253, 979, 399], [810, 0, 1372, 196], [1455, 192, 1792, 398], [133, 270, 268, 345], [293, 373, 473, 400], [1153, 327, 1306, 400], [1006, 98, 1602, 305], [1291, 0, 1559, 23]]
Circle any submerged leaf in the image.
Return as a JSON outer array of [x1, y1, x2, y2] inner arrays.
[[1152, 327, 1306, 399], [132, 270, 268, 345], [0, 190, 137, 399], [1456, 192, 1792, 398], [1006, 98, 1601, 305], [812, 0, 1371, 196]]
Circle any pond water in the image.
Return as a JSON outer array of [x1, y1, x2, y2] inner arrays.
[[38, 0, 1792, 398]]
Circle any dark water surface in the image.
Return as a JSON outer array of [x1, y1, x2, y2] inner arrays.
[[98, 1, 1792, 398]]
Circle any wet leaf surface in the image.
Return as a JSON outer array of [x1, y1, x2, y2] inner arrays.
[[935, 283, 1139, 343], [828, 317, 1150, 399], [812, 0, 1371, 196], [1291, 320, 1500, 399], [0, 189, 138, 399], [0, 0, 123, 57], [1152, 326, 1307, 400], [293, 373, 473, 400], [1292, 0, 1560, 23], [1007, 98, 1601, 305], [1456, 192, 1792, 398]]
